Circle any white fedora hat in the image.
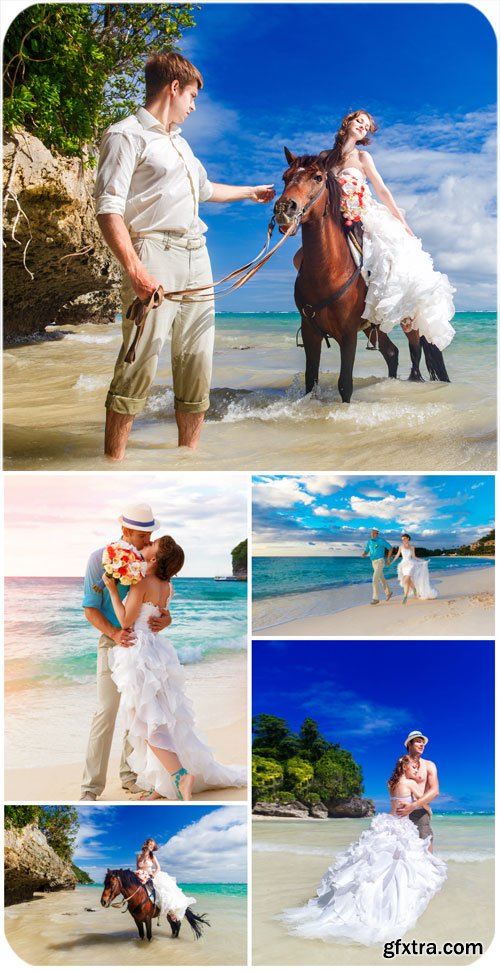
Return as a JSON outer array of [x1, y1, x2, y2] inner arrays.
[[404, 730, 429, 749], [118, 502, 160, 533]]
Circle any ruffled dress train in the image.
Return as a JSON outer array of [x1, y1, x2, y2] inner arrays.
[[280, 814, 447, 946], [108, 604, 246, 798]]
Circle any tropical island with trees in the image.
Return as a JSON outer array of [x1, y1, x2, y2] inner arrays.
[[252, 715, 374, 819]]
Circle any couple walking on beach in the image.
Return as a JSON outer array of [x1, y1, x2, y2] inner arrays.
[[362, 527, 437, 605], [80, 500, 245, 801], [95, 52, 454, 461], [281, 731, 446, 946]]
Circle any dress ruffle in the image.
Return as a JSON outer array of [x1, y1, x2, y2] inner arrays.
[[339, 168, 456, 351], [108, 605, 246, 798], [279, 814, 447, 946], [397, 555, 438, 599], [153, 871, 196, 921]]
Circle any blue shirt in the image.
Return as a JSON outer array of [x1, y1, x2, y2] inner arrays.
[[364, 537, 392, 561], [82, 546, 129, 628]]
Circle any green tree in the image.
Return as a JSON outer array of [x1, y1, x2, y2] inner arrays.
[[297, 717, 332, 762], [231, 539, 247, 576], [284, 756, 314, 797], [4, 806, 39, 829], [252, 714, 299, 761], [3, 3, 199, 155], [313, 749, 364, 802], [252, 755, 283, 802], [38, 807, 79, 861], [72, 863, 94, 884]]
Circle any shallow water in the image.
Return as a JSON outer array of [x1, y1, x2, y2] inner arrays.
[[3, 312, 496, 471], [4, 884, 247, 966], [252, 817, 494, 965]]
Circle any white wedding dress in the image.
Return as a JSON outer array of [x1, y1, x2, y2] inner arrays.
[[339, 168, 456, 350], [108, 602, 246, 798], [142, 860, 196, 921], [397, 546, 438, 599], [280, 797, 447, 946]]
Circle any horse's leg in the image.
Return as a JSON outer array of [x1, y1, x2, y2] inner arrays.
[[145, 916, 152, 941], [302, 321, 323, 394], [167, 914, 181, 937], [363, 326, 399, 378], [338, 334, 357, 403], [134, 916, 144, 939], [404, 328, 425, 382]]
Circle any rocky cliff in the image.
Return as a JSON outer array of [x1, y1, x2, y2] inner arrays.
[[5, 823, 76, 905], [3, 129, 121, 342], [253, 796, 375, 819]]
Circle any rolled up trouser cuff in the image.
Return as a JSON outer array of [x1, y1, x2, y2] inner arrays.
[[174, 395, 210, 414], [105, 391, 148, 416]]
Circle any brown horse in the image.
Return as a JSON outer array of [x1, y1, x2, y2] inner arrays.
[[273, 148, 449, 401], [101, 868, 209, 942]]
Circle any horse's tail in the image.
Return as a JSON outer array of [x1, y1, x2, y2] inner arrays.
[[184, 907, 210, 940], [420, 336, 451, 382]]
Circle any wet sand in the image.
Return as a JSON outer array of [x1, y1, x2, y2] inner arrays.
[[4, 885, 247, 966], [252, 818, 495, 966], [253, 566, 494, 637]]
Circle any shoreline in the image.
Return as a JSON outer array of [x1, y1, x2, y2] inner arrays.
[[253, 565, 494, 636], [5, 652, 247, 802]]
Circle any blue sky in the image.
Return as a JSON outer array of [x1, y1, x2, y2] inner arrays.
[[72, 804, 247, 884], [252, 639, 495, 811], [176, 2, 497, 311], [252, 474, 494, 555]]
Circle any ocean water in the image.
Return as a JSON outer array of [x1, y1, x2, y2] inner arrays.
[[3, 311, 496, 471], [253, 816, 494, 965], [5, 576, 247, 694], [252, 555, 493, 600]]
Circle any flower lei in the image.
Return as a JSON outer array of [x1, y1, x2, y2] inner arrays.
[[102, 540, 146, 585], [337, 174, 366, 227]]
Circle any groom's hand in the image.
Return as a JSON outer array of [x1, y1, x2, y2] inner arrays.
[[148, 608, 172, 633], [395, 802, 413, 817], [111, 627, 136, 648]]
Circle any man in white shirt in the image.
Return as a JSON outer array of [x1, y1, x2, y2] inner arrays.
[[95, 52, 275, 460]]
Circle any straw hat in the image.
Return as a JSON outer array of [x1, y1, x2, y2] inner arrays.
[[404, 731, 429, 749], [118, 502, 160, 532]]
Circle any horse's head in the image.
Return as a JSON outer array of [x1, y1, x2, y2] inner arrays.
[[100, 869, 122, 908], [274, 147, 336, 232]]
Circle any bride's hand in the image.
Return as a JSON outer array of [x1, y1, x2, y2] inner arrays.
[[102, 573, 114, 590]]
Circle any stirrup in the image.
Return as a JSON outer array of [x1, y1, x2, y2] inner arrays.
[[171, 767, 188, 800]]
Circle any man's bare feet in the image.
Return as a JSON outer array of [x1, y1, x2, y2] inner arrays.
[[175, 410, 205, 449], [140, 788, 164, 801]]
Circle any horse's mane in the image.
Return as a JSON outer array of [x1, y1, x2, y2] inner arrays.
[[108, 868, 140, 887]]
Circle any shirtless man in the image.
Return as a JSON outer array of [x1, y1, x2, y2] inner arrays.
[[395, 731, 439, 851]]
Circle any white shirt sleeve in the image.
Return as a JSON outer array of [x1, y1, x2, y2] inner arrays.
[[198, 159, 214, 202], [94, 131, 139, 216]]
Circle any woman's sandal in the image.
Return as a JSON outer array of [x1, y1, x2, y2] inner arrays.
[[402, 594, 408, 605], [171, 767, 192, 801]]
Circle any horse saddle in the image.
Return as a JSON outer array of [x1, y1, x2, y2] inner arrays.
[[144, 879, 157, 908]]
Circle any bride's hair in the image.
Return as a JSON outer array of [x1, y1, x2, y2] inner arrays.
[[401, 533, 411, 540], [141, 838, 158, 859], [155, 535, 185, 581], [387, 755, 412, 792], [329, 109, 377, 169]]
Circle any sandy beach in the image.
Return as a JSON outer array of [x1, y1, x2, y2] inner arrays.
[[5, 653, 247, 802], [4, 884, 247, 966], [253, 565, 494, 637], [252, 817, 494, 966]]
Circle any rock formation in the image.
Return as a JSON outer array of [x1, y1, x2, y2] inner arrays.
[[3, 129, 121, 342], [253, 796, 375, 819], [324, 796, 376, 818], [5, 823, 76, 905]]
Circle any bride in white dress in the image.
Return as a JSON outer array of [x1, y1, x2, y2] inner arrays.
[[279, 755, 446, 946], [329, 109, 456, 351], [103, 536, 246, 800], [135, 838, 196, 921], [388, 532, 438, 603]]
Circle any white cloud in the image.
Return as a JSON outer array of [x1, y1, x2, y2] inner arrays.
[[158, 806, 247, 883], [253, 476, 315, 509]]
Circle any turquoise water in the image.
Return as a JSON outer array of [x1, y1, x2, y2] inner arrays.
[[83, 883, 247, 895], [252, 555, 493, 600], [5, 576, 247, 691]]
